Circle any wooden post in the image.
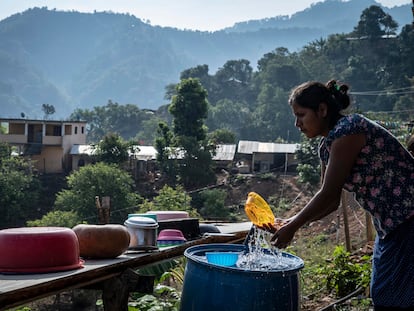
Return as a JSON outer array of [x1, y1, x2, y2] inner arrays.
[[101, 196, 111, 224], [96, 196, 111, 224], [365, 212, 375, 242], [102, 269, 155, 311], [96, 196, 104, 224], [341, 191, 352, 252]]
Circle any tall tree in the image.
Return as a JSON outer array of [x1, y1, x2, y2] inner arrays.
[[353, 5, 398, 39], [155, 121, 178, 184], [169, 78, 216, 188], [213, 59, 254, 104], [0, 142, 41, 228]]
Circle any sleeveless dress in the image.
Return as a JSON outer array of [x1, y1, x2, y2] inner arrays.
[[319, 114, 414, 308]]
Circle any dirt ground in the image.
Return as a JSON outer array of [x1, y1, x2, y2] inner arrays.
[[225, 174, 371, 246]]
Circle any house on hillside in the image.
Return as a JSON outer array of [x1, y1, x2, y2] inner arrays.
[[71, 144, 158, 179], [236, 140, 299, 174], [70, 144, 96, 170], [71, 143, 237, 177], [212, 144, 237, 169], [128, 146, 158, 180], [0, 118, 87, 173]]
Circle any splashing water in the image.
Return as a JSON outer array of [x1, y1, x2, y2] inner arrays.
[[237, 226, 301, 271]]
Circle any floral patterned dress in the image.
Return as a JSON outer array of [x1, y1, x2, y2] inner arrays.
[[319, 113, 414, 307], [319, 113, 414, 238]]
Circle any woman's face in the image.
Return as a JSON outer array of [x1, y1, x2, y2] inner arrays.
[[291, 102, 329, 138]]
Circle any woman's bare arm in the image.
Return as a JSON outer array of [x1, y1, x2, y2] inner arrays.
[[271, 133, 366, 248]]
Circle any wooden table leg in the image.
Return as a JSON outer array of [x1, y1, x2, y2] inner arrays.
[[102, 269, 155, 311]]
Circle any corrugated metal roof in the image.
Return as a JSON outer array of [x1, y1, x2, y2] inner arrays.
[[70, 144, 96, 155], [238, 140, 299, 154], [70, 145, 158, 161], [130, 146, 157, 161], [213, 144, 236, 161], [70, 143, 273, 161], [237, 140, 260, 154]]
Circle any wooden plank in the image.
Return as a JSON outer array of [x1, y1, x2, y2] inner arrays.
[[0, 230, 248, 310]]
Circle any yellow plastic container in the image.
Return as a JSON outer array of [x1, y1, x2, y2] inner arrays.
[[244, 192, 275, 227]]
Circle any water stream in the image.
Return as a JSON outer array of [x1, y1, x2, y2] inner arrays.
[[236, 226, 302, 271]]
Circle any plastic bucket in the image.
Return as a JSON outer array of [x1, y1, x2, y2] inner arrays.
[[180, 244, 304, 311]]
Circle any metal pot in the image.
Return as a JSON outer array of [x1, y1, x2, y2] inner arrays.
[[124, 216, 159, 250]]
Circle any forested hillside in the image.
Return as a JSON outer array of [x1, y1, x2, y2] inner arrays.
[[0, 0, 411, 119], [70, 4, 414, 146]]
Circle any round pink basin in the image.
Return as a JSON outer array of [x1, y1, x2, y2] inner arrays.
[[0, 227, 84, 274]]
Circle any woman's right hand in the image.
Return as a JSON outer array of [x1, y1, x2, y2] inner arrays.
[[260, 217, 291, 233], [270, 220, 297, 249]]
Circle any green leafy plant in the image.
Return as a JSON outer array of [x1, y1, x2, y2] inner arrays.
[[324, 245, 371, 298], [27, 210, 83, 227], [128, 258, 186, 311], [198, 188, 228, 220], [137, 185, 199, 217]]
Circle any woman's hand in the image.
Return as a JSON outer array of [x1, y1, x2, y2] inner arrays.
[[270, 221, 297, 249], [259, 218, 292, 235]]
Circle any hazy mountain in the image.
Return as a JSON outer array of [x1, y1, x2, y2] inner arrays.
[[0, 0, 411, 119]]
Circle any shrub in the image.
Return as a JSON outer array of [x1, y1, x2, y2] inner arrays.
[[324, 245, 371, 298]]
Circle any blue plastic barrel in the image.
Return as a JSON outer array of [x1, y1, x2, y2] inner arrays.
[[180, 243, 304, 311]]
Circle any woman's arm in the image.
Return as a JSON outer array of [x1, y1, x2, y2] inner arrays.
[[271, 133, 366, 248]]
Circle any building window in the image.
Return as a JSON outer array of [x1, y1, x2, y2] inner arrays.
[[65, 124, 72, 135], [74, 126, 78, 134]]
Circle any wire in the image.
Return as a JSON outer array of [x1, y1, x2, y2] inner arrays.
[[365, 109, 414, 114], [350, 86, 414, 96]]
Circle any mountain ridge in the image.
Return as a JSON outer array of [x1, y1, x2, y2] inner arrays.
[[0, 0, 411, 119]]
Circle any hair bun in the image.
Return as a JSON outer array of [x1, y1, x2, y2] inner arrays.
[[325, 79, 350, 110], [338, 84, 348, 94]]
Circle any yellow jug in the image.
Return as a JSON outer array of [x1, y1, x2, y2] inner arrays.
[[244, 192, 275, 227]]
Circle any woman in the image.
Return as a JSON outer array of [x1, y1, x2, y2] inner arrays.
[[269, 80, 414, 310]]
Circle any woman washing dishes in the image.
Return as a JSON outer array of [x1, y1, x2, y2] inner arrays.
[[267, 80, 414, 310]]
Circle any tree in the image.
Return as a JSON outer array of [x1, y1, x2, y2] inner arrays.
[[296, 135, 321, 189], [70, 100, 154, 143], [155, 121, 178, 184], [27, 210, 82, 228], [199, 189, 229, 220], [42, 104, 56, 119], [0, 142, 41, 229], [213, 59, 254, 104], [252, 85, 296, 142], [169, 78, 208, 140], [208, 128, 236, 144], [137, 185, 198, 217], [95, 133, 131, 165], [207, 99, 251, 137], [54, 162, 142, 224], [169, 78, 216, 188], [353, 5, 398, 39]]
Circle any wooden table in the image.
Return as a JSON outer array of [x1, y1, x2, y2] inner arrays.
[[0, 223, 251, 310]]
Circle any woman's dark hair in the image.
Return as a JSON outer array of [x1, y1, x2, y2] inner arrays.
[[289, 80, 351, 127]]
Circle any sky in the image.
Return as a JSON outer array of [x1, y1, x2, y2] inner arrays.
[[0, 0, 411, 31]]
